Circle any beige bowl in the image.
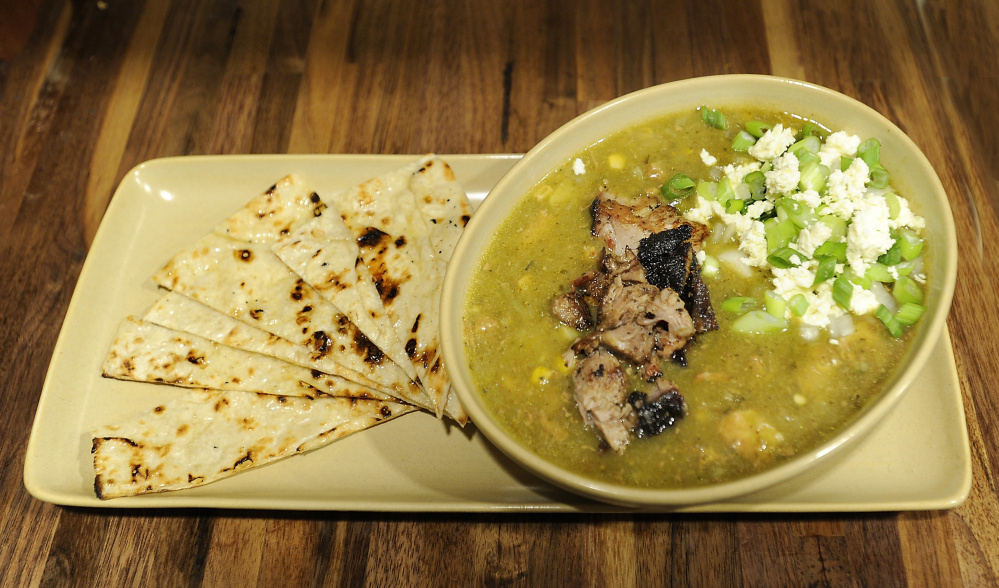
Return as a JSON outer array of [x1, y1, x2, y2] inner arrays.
[[440, 75, 957, 507]]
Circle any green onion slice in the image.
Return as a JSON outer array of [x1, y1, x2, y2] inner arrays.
[[895, 302, 925, 326], [897, 228, 923, 260], [869, 165, 891, 189], [812, 255, 838, 286], [767, 246, 804, 269], [764, 291, 787, 319], [788, 294, 809, 317], [875, 304, 903, 338], [833, 276, 854, 310], [732, 131, 757, 152], [892, 276, 924, 306], [721, 296, 757, 314], [663, 173, 696, 197], [857, 138, 881, 167], [701, 107, 727, 130], [731, 310, 787, 334], [746, 121, 772, 138]]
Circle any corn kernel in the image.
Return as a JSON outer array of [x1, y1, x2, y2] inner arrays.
[[531, 366, 554, 385]]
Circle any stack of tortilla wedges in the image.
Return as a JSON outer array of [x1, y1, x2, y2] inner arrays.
[[93, 155, 471, 499]]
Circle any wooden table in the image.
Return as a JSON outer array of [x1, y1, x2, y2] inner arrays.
[[2, 0, 998, 585]]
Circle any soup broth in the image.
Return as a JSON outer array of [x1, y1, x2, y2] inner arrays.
[[462, 108, 914, 488]]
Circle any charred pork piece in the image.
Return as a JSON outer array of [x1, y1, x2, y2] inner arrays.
[[628, 379, 686, 438], [572, 350, 636, 454], [560, 192, 716, 453], [638, 226, 718, 334], [591, 192, 708, 256], [571, 276, 695, 383], [551, 291, 593, 330]]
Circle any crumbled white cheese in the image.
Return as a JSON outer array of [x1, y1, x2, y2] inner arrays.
[[846, 194, 894, 275], [791, 189, 822, 210], [737, 219, 769, 267], [794, 221, 834, 259], [746, 200, 774, 220], [850, 284, 881, 315], [723, 161, 762, 185], [818, 131, 861, 169], [684, 195, 723, 226], [748, 123, 796, 161], [824, 158, 871, 220], [700, 149, 718, 167], [572, 158, 586, 175], [765, 152, 801, 196], [890, 194, 926, 230]]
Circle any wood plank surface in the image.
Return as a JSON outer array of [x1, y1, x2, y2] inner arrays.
[[1, 0, 998, 585]]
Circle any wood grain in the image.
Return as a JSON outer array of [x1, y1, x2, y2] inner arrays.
[[2, 0, 998, 585]]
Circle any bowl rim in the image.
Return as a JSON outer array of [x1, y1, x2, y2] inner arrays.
[[441, 74, 958, 507]]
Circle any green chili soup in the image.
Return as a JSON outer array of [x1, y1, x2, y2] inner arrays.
[[462, 108, 915, 488]]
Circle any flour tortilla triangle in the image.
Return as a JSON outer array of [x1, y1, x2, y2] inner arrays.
[[325, 155, 470, 420], [151, 232, 426, 405], [92, 389, 413, 499], [103, 317, 393, 401], [143, 292, 387, 392], [271, 205, 416, 384]]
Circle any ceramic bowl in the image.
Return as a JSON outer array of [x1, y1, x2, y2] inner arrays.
[[440, 75, 957, 507]]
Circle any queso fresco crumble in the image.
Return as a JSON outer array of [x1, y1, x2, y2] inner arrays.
[[682, 109, 927, 337]]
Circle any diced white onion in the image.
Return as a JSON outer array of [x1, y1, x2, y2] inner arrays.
[[717, 249, 754, 277], [799, 324, 821, 341], [870, 281, 897, 313], [828, 313, 855, 338]]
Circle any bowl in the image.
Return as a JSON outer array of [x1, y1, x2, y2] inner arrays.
[[440, 75, 957, 507]]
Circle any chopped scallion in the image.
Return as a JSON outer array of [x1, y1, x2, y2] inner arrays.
[[812, 255, 838, 286], [896, 228, 923, 260], [800, 122, 824, 139], [892, 276, 923, 306], [875, 304, 903, 337], [869, 165, 891, 189], [746, 121, 772, 138], [732, 130, 757, 152], [812, 239, 847, 262], [833, 276, 853, 310], [764, 218, 799, 252], [865, 262, 894, 283], [701, 107, 727, 130], [696, 180, 718, 201], [788, 294, 809, 317], [663, 173, 696, 197], [721, 296, 757, 314], [765, 291, 787, 319], [744, 170, 766, 200], [857, 138, 881, 167], [819, 215, 848, 240], [731, 310, 787, 334], [878, 241, 902, 266], [798, 161, 830, 193], [767, 246, 804, 269], [895, 302, 925, 325], [716, 176, 735, 204], [884, 191, 902, 219]]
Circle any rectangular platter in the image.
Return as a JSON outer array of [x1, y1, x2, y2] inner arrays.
[[24, 154, 972, 512]]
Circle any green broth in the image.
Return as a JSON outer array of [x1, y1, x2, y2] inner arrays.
[[462, 108, 913, 488]]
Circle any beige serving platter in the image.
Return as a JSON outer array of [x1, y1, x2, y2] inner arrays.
[[24, 154, 971, 512]]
